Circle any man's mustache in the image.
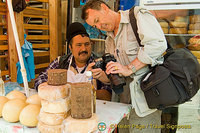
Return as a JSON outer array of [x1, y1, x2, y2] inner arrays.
[[79, 51, 88, 55]]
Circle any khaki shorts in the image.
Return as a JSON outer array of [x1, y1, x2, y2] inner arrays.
[[118, 109, 162, 133]]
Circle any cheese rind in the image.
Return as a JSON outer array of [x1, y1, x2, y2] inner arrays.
[[39, 110, 70, 125], [38, 121, 62, 133], [38, 82, 70, 101], [41, 97, 70, 113], [63, 114, 98, 133], [47, 69, 67, 85]]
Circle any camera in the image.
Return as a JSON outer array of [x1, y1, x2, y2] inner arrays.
[[93, 53, 126, 94]]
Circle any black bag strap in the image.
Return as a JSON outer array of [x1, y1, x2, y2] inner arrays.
[[129, 6, 142, 47]]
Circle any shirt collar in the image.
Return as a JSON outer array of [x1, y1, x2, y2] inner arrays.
[[107, 10, 129, 37]]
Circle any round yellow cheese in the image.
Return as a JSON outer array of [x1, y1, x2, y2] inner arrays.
[[19, 104, 41, 127], [26, 94, 41, 106], [0, 96, 9, 117], [2, 99, 26, 122], [6, 90, 26, 101]]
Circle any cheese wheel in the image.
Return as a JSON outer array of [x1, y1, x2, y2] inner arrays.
[[191, 51, 200, 59], [188, 45, 200, 51], [19, 104, 41, 127], [38, 121, 62, 133], [63, 114, 98, 133], [169, 28, 187, 34], [47, 69, 67, 85], [188, 30, 200, 34], [174, 16, 186, 22], [159, 22, 169, 28], [188, 35, 200, 45], [26, 94, 41, 106], [190, 15, 200, 24], [169, 21, 188, 28], [41, 97, 70, 113], [38, 82, 71, 101], [0, 96, 9, 117], [39, 109, 70, 125], [6, 90, 26, 101], [161, 28, 168, 34], [189, 23, 200, 30], [2, 99, 26, 122]]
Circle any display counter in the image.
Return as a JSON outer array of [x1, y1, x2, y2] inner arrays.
[[0, 99, 131, 133]]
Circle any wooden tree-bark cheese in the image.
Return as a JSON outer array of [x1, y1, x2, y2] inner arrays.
[[47, 69, 67, 85]]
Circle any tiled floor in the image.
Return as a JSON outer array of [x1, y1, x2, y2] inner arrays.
[[176, 90, 200, 133]]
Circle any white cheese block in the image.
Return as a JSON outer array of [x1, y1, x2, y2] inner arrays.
[[41, 97, 70, 113], [26, 94, 41, 106], [38, 121, 62, 133], [6, 90, 26, 101], [38, 82, 71, 101], [39, 109, 70, 125], [0, 96, 9, 117], [63, 114, 98, 133], [2, 99, 26, 122], [19, 104, 41, 127]]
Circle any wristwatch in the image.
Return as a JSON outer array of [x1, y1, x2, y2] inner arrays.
[[128, 63, 137, 74]]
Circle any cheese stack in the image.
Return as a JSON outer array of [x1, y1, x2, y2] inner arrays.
[[188, 15, 200, 34], [169, 16, 188, 34], [188, 35, 200, 64], [62, 83, 98, 133], [159, 21, 169, 34], [38, 69, 71, 133]]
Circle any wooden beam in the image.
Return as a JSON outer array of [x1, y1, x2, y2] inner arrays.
[[49, 0, 61, 61], [32, 44, 50, 48], [1, 70, 9, 76], [0, 23, 6, 26], [0, 45, 8, 50], [35, 63, 49, 69], [0, 55, 8, 58], [23, 14, 48, 19], [34, 0, 49, 3], [0, 35, 7, 40], [26, 35, 49, 40], [34, 51, 50, 57], [23, 7, 48, 18], [0, 12, 6, 15], [24, 24, 49, 30]]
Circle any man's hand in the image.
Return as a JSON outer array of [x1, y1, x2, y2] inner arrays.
[[106, 61, 133, 77], [87, 62, 110, 84]]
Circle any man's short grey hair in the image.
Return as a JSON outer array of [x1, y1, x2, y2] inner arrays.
[[81, 0, 110, 20]]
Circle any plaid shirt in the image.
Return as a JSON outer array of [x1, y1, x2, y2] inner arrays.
[[34, 53, 111, 93]]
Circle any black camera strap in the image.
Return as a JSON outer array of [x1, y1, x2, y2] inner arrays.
[[129, 6, 142, 47]]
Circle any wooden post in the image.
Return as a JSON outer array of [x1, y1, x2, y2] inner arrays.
[[61, 0, 68, 55], [7, 4, 24, 82], [49, 0, 61, 61]]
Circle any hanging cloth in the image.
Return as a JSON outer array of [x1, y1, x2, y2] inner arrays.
[[17, 34, 35, 84]]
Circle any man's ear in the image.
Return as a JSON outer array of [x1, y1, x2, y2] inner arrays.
[[101, 3, 109, 13], [69, 44, 72, 51]]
